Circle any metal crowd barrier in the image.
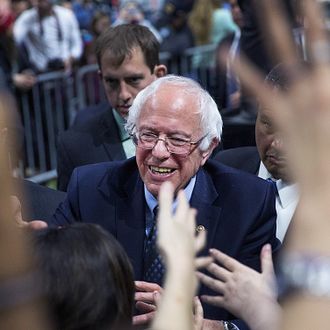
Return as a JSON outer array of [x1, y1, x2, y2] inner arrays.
[[18, 45, 218, 183], [18, 71, 75, 183]]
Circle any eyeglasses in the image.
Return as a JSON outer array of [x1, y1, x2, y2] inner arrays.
[[131, 131, 207, 156]]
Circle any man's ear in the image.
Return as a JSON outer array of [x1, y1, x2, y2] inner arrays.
[[154, 64, 167, 77], [98, 69, 103, 80], [200, 138, 219, 166]]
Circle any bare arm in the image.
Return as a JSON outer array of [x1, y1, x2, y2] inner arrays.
[[151, 182, 210, 330]]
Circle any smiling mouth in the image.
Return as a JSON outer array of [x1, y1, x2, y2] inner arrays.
[[149, 165, 175, 175]]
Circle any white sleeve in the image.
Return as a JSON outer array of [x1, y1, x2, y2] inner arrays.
[[66, 10, 83, 59], [13, 11, 30, 45]]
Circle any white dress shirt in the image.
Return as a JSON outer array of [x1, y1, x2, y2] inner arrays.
[[258, 162, 299, 242], [14, 5, 82, 72]]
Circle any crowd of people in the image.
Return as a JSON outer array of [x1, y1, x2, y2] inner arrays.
[[1, 0, 330, 330], [0, 0, 243, 111]]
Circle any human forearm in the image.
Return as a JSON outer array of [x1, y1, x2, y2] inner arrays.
[[152, 260, 195, 330]]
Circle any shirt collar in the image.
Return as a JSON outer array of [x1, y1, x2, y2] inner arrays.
[[112, 109, 129, 142], [257, 161, 270, 180], [258, 161, 298, 207], [144, 175, 197, 214]]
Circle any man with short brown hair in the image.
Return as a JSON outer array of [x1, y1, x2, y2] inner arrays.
[[56, 24, 167, 191]]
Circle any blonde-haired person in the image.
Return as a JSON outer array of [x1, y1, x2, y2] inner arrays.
[[188, 0, 238, 67], [189, 0, 238, 46]]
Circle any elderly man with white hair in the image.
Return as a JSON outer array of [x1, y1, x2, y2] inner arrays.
[[50, 75, 279, 330]]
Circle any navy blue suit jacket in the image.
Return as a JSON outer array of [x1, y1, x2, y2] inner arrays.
[[52, 157, 279, 322], [56, 103, 126, 192], [214, 146, 260, 174], [15, 179, 66, 222]]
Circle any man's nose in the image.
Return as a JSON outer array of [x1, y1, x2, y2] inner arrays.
[[151, 138, 171, 159], [271, 134, 284, 148], [118, 82, 131, 102]]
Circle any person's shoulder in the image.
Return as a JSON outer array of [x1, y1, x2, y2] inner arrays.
[[54, 4, 75, 16], [73, 158, 137, 180], [214, 146, 258, 161], [204, 158, 267, 189], [67, 158, 138, 195], [72, 102, 110, 127], [213, 8, 232, 20], [15, 179, 66, 221], [58, 110, 108, 141], [213, 146, 260, 173], [19, 178, 66, 198], [15, 7, 36, 22]]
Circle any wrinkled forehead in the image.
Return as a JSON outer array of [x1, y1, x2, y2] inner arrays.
[[146, 85, 200, 111], [137, 88, 202, 128]]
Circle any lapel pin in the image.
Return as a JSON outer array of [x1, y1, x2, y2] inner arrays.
[[196, 225, 205, 233]]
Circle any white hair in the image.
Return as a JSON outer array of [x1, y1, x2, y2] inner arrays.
[[125, 75, 223, 151]]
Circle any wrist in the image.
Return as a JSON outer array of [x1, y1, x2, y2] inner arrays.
[[202, 319, 225, 329], [278, 252, 330, 300]]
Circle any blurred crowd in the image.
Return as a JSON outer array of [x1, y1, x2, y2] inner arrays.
[[0, 0, 240, 92], [1, 1, 330, 330]]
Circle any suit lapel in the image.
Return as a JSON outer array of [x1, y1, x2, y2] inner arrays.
[[98, 164, 146, 279], [246, 148, 261, 174], [190, 168, 223, 255], [98, 109, 126, 161]]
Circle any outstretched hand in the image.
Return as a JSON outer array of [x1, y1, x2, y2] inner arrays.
[[150, 182, 212, 330], [197, 244, 280, 330], [133, 281, 162, 326]]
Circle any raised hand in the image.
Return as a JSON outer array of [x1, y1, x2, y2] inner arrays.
[[151, 182, 210, 330], [230, 1, 330, 329], [197, 245, 280, 330]]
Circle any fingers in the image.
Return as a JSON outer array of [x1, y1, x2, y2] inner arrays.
[[11, 195, 24, 227], [135, 291, 157, 304], [132, 311, 156, 326], [153, 291, 161, 306], [135, 300, 157, 313], [158, 182, 174, 222], [193, 296, 204, 330], [175, 189, 190, 224], [195, 256, 213, 269], [135, 282, 162, 309], [234, 54, 275, 111], [206, 262, 232, 282], [302, 0, 329, 66], [27, 220, 48, 230], [234, 55, 292, 134], [257, 0, 297, 64], [196, 271, 225, 294], [260, 244, 275, 278], [176, 191, 195, 235], [135, 281, 162, 292], [199, 295, 225, 308], [209, 248, 238, 272]]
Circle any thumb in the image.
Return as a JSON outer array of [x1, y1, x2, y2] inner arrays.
[[27, 220, 49, 230], [153, 290, 161, 306], [260, 244, 275, 277]]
